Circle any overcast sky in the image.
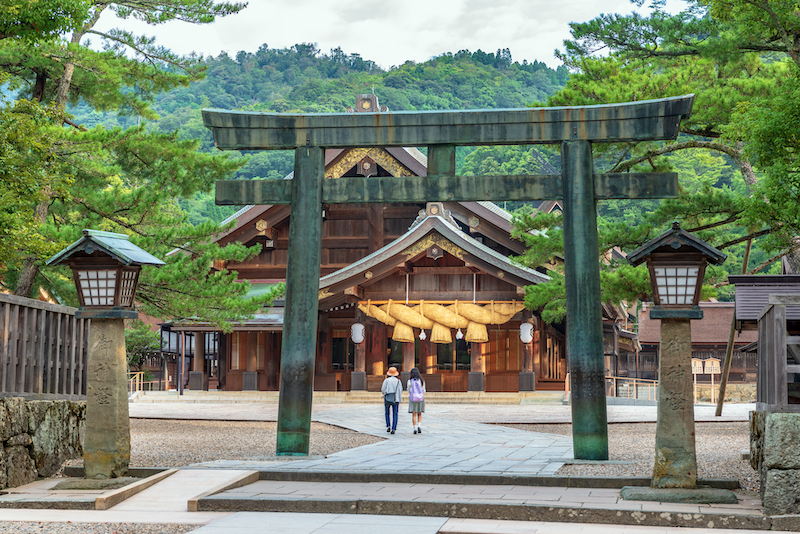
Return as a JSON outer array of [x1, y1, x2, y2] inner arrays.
[[93, 0, 679, 69]]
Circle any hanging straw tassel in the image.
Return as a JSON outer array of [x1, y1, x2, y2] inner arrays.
[[430, 322, 452, 344], [465, 321, 488, 343], [392, 321, 414, 343]]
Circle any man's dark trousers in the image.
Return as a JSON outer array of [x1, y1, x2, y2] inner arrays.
[[385, 401, 399, 431]]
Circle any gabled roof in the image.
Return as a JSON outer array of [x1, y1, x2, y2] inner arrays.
[[47, 230, 165, 267], [319, 206, 549, 302], [627, 221, 727, 266]]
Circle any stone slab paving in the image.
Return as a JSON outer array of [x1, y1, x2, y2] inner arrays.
[[184, 405, 573, 477], [188, 511, 448, 534]]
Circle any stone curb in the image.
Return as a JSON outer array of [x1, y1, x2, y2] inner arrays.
[[255, 470, 739, 490], [187, 470, 261, 512], [0, 499, 95, 510], [95, 468, 178, 510], [194, 496, 772, 530]]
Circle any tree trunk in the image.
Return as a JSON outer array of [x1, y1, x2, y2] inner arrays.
[[32, 69, 47, 102], [786, 248, 800, 274], [13, 200, 49, 297]]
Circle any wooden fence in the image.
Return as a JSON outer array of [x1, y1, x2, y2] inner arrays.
[[0, 293, 89, 400], [757, 294, 800, 412]]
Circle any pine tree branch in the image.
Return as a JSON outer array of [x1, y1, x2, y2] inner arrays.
[[609, 139, 743, 173], [716, 228, 772, 250], [685, 215, 741, 233]]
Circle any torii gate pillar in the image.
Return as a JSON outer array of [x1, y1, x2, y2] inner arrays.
[[562, 141, 607, 458], [277, 147, 324, 454]]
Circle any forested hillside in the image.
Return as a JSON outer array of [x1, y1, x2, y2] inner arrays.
[[69, 44, 568, 224]]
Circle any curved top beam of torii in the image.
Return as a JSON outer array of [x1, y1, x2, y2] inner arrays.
[[202, 94, 694, 151]]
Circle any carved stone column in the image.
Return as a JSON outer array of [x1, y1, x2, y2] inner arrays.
[[652, 318, 697, 488], [84, 319, 130, 479]]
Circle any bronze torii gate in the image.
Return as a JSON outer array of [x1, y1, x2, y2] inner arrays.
[[203, 95, 694, 460]]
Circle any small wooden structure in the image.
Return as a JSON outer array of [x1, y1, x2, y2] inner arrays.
[[756, 294, 800, 411], [0, 293, 89, 400]]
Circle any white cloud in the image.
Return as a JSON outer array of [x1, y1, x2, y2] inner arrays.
[[92, 0, 681, 68]]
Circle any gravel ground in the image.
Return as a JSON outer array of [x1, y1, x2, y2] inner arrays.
[[0, 523, 198, 534], [63, 419, 382, 469], [502, 422, 759, 492]]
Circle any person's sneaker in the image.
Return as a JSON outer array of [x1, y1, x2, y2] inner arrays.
[[418, 428, 422, 434], [387, 427, 391, 433], [413, 428, 418, 434], [391, 429, 395, 434]]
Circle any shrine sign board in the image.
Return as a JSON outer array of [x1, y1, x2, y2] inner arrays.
[[203, 94, 695, 460]]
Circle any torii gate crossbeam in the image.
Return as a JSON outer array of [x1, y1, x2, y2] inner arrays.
[[203, 95, 695, 461]]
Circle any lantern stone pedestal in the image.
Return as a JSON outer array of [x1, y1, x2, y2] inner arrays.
[[653, 318, 697, 488], [83, 318, 130, 479]]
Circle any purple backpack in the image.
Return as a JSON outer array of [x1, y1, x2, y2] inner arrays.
[[409, 379, 424, 402]]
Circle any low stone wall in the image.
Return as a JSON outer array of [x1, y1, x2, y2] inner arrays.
[[750, 410, 800, 515], [695, 383, 755, 403], [0, 397, 85, 489]]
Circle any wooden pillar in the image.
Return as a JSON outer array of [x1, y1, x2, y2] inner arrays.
[[192, 335, 202, 372], [179, 332, 185, 395], [402, 342, 415, 373], [352, 309, 367, 390], [266, 332, 280, 391], [369, 204, 384, 253], [520, 315, 535, 391], [277, 146, 324, 455], [421, 339, 435, 375], [189, 331, 208, 391], [468, 341, 485, 391], [317, 314, 331, 375], [368, 322, 386, 377], [218, 334, 227, 391], [242, 331, 258, 391], [562, 140, 608, 461]]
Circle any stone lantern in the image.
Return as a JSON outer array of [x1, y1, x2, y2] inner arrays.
[[623, 222, 735, 503], [47, 230, 164, 478]]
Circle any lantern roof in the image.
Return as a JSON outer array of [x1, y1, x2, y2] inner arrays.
[[627, 222, 726, 267], [46, 229, 165, 268]]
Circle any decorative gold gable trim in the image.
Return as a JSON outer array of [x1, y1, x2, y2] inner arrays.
[[402, 233, 465, 260], [326, 148, 416, 179]]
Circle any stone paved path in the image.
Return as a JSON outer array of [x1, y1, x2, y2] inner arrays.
[[186, 405, 571, 476]]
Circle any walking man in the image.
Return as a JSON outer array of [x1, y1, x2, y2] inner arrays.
[[381, 366, 402, 434]]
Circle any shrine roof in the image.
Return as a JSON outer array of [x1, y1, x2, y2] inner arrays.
[[319, 205, 549, 298]]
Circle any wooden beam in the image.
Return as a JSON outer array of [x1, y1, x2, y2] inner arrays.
[[216, 173, 678, 205], [203, 95, 694, 150], [343, 285, 364, 299]]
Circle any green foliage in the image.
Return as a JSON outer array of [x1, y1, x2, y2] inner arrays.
[[728, 74, 800, 256], [0, 0, 90, 41], [125, 319, 159, 371], [0, 74, 72, 274]]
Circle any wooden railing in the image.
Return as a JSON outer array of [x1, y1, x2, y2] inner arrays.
[[127, 371, 163, 396], [605, 375, 659, 401], [0, 293, 89, 400]]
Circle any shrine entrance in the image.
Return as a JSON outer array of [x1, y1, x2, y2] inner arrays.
[[203, 94, 695, 460]]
